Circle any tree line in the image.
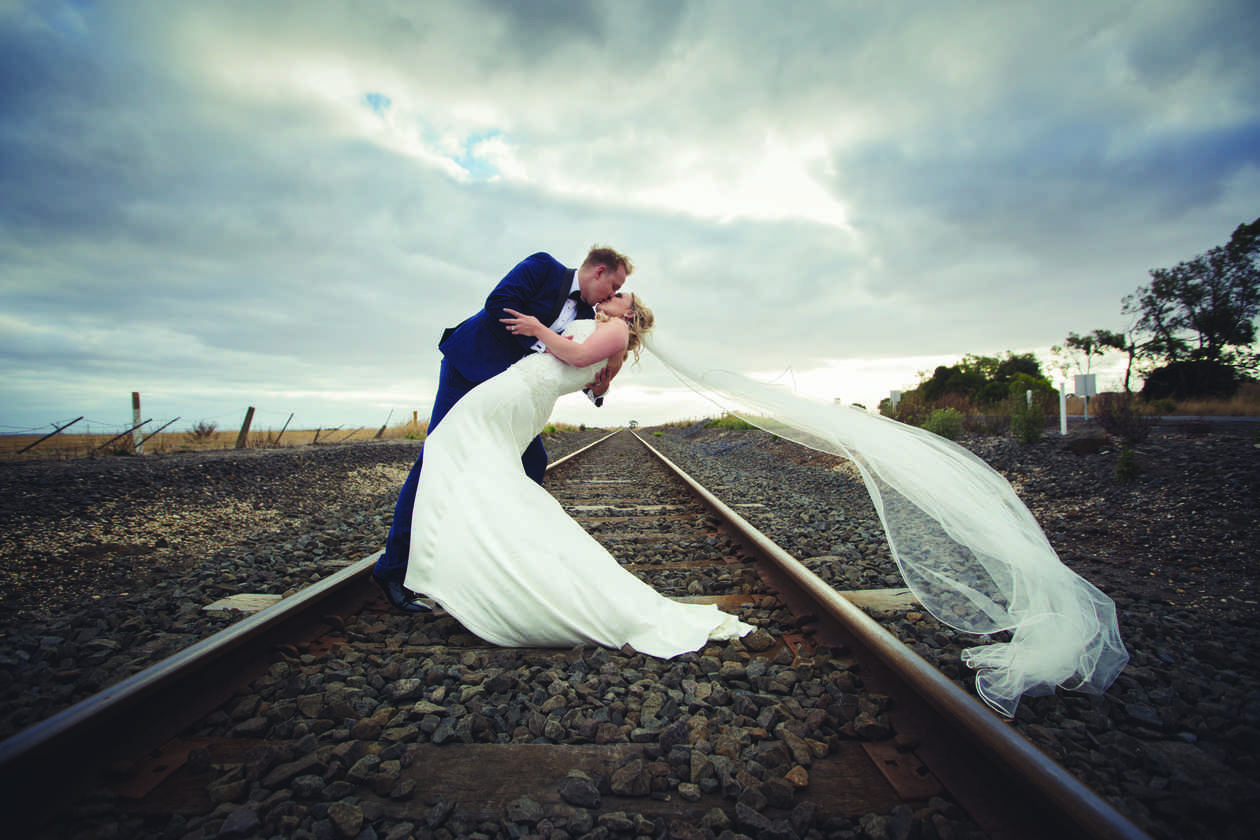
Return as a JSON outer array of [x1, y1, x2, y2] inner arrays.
[[887, 216, 1259, 420]]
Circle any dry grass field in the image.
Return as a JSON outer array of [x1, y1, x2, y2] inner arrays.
[[0, 422, 428, 462], [0, 419, 602, 463], [1, 385, 1254, 463]]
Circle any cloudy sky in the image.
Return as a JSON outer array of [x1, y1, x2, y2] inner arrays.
[[2, 0, 1257, 437]]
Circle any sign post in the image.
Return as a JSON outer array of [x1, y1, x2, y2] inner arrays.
[[1074, 374, 1097, 421]]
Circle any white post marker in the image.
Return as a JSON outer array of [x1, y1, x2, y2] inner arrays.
[[1059, 382, 1068, 435], [131, 392, 143, 454]]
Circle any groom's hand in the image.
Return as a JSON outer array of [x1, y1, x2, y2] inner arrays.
[[501, 308, 545, 338]]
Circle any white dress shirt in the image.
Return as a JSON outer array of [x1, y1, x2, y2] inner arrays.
[[531, 270, 582, 354]]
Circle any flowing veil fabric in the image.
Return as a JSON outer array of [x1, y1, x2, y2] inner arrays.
[[643, 330, 1128, 717]]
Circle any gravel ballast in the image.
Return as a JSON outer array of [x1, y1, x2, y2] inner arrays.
[[647, 420, 1260, 840], [1, 422, 1258, 839]]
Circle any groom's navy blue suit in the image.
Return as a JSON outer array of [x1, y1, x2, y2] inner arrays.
[[373, 252, 595, 585]]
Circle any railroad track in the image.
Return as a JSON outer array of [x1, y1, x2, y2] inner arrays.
[[0, 429, 1148, 839]]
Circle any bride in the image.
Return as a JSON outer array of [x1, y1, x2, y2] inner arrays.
[[403, 292, 755, 658]]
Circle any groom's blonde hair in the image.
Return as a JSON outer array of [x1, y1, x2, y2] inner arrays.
[[583, 245, 634, 276]]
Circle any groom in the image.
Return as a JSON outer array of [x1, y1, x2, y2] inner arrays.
[[372, 246, 634, 611]]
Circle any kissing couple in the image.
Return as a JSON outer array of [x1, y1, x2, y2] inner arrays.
[[369, 244, 1129, 716], [371, 246, 755, 657]]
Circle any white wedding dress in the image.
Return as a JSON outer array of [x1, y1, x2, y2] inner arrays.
[[405, 319, 753, 658]]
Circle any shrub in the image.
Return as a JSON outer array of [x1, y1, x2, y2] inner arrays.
[[185, 420, 218, 442], [933, 393, 979, 417], [1141, 360, 1239, 401], [1094, 393, 1157, 446], [1009, 395, 1045, 444], [1115, 446, 1141, 482], [542, 423, 583, 436], [892, 392, 976, 427], [708, 413, 757, 431], [923, 408, 963, 440], [888, 391, 928, 425]]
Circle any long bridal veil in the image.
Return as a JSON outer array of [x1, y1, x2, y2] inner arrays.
[[643, 331, 1128, 717]]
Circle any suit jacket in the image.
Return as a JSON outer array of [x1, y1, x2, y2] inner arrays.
[[439, 252, 595, 383]]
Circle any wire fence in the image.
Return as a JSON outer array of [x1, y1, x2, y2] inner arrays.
[[0, 405, 429, 462]]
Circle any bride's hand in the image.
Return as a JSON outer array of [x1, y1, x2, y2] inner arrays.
[[501, 309, 544, 338], [587, 365, 615, 395]]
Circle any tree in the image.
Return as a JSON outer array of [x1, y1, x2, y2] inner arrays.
[[1095, 329, 1140, 394], [1052, 331, 1109, 375], [1052, 328, 1139, 393], [1124, 218, 1260, 374]]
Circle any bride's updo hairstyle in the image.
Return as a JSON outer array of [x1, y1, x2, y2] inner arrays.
[[597, 292, 654, 364]]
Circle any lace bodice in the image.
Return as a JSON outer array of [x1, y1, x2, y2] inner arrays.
[[513, 319, 606, 401]]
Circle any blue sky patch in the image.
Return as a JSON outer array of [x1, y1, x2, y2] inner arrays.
[[454, 131, 505, 181], [363, 92, 391, 115]]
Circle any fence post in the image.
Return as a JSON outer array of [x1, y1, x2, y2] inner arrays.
[[313, 426, 340, 445], [132, 392, 144, 454], [274, 413, 294, 445], [18, 416, 83, 454], [138, 416, 181, 449], [93, 419, 152, 454], [235, 407, 255, 449]]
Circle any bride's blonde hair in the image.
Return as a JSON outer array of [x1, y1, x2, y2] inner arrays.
[[596, 292, 654, 363]]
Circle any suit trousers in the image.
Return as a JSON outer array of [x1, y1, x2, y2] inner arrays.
[[373, 357, 547, 583]]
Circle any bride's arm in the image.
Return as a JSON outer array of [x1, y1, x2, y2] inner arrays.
[[589, 354, 622, 395], [500, 309, 628, 367]]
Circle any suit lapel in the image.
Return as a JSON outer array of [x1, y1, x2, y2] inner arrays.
[[566, 269, 597, 320], [545, 268, 581, 325]]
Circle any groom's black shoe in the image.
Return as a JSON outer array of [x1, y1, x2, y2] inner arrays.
[[372, 574, 433, 614]]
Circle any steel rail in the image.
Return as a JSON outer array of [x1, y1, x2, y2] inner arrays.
[[545, 427, 621, 471], [0, 553, 380, 808], [0, 431, 618, 806], [632, 430, 1149, 840]]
